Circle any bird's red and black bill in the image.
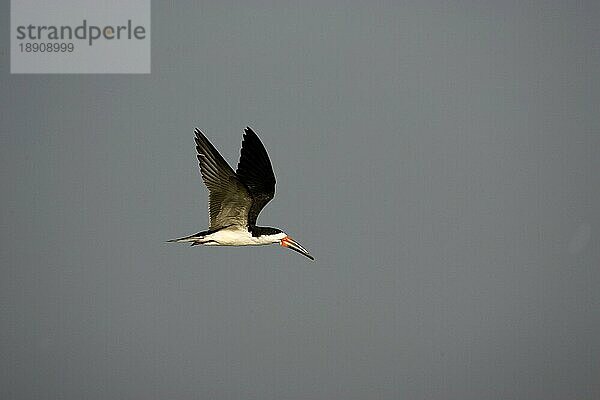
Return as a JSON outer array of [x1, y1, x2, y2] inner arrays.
[[281, 236, 314, 261]]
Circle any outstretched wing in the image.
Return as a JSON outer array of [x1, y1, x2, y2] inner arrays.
[[235, 127, 276, 226], [194, 128, 252, 229]]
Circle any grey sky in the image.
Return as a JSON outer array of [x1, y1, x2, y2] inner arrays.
[[1, 1, 599, 399]]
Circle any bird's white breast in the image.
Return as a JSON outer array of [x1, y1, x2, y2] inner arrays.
[[202, 227, 275, 246]]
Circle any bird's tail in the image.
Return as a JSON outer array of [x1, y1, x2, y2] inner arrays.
[[166, 232, 205, 246]]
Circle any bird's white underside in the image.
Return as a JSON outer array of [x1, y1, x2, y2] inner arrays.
[[202, 227, 286, 246]]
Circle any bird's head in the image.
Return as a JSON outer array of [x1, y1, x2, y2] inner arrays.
[[254, 227, 314, 260]]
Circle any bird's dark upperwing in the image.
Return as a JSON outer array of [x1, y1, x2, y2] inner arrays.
[[195, 128, 252, 230], [235, 127, 276, 226]]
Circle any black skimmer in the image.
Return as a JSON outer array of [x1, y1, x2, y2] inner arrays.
[[168, 127, 314, 261]]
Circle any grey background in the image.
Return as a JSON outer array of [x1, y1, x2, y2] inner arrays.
[[1, 1, 599, 399]]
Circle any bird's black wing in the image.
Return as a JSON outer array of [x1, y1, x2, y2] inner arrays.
[[195, 128, 252, 230], [235, 127, 276, 226]]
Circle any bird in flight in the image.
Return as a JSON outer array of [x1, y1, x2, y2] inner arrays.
[[168, 127, 314, 260]]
